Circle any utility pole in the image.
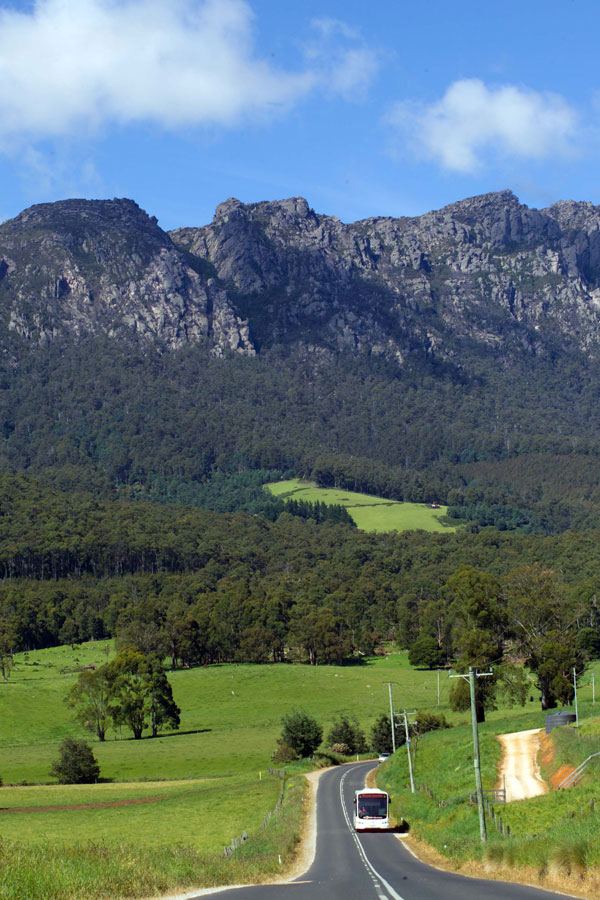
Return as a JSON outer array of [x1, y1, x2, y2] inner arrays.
[[593, 672, 595, 705], [573, 667, 579, 726], [437, 668, 440, 707], [403, 709, 417, 793], [383, 682, 398, 753], [449, 666, 493, 842]]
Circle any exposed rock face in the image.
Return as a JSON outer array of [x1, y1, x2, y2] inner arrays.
[[0, 198, 254, 354], [4, 190, 600, 361], [171, 190, 600, 360]]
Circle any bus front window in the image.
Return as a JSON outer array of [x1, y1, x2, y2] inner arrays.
[[358, 797, 387, 818]]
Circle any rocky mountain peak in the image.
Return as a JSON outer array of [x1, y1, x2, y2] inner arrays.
[[3, 189, 600, 363], [0, 197, 254, 354]]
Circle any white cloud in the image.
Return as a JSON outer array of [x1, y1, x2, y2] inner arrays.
[[305, 17, 379, 101], [387, 79, 579, 173], [0, 0, 376, 148]]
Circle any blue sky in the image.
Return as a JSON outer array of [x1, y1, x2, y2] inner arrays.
[[0, 0, 597, 230]]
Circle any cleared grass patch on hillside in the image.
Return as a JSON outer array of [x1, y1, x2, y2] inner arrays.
[[265, 479, 456, 533]]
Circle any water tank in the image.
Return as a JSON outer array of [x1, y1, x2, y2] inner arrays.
[[545, 711, 576, 733]]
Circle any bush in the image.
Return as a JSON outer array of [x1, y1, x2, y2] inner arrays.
[[271, 742, 298, 763], [408, 635, 445, 669], [50, 738, 101, 784], [278, 710, 322, 758], [327, 714, 367, 753], [413, 711, 449, 734], [330, 742, 351, 755], [370, 712, 404, 754]]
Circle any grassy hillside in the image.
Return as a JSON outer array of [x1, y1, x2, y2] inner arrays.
[[378, 661, 600, 894], [2, 642, 448, 785], [266, 479, 456, 532]]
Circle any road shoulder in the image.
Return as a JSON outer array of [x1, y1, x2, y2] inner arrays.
[[397, 823, 597, 898]]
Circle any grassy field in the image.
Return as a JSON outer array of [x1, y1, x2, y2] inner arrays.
[[0, 777, 306, 900], [0, 776, 282, 849], [5, 645, 600, 789], [3, 640, 600, 897], [0, 642, 466, 786], [265, 479, 456, 533]]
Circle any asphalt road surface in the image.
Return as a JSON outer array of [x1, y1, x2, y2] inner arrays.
[[191, 761, 578, 900]]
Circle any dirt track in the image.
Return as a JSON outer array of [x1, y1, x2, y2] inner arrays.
[[497, 728, 548, 801]]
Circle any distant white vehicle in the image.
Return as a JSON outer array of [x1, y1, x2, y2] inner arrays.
[[378, 752, 390, 762], [353, 789, 390, 831]]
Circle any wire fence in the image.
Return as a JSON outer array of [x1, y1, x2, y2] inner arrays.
[[223, 768, 287, 858], [419, 782, 510, 836]]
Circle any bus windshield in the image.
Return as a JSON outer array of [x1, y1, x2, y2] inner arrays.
[[357, 794, 387, 818]]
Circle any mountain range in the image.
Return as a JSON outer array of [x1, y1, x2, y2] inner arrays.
[[2, 189, 600, 362], [2, 190, 600, 534]]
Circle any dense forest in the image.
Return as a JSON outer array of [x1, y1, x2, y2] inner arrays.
[[1, 334, 600, 536], [0, 331, 597, 711]]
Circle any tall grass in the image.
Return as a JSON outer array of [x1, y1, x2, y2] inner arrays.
[[0, 776, 305, 900], [0, 775, 283, 849]]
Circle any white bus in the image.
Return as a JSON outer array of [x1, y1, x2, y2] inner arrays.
[[353, 789, 390, 831]]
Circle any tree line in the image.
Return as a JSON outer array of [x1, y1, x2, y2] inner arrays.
[[0, 473, 598, 716]]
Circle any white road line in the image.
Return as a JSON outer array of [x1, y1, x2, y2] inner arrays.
[[339, 771, 406, 900]]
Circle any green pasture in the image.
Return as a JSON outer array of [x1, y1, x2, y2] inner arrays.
[[265, 479, 456, 533], [0, 775, 282, 850], [2, 643, 456, 784], [3, 638, 600, 898], [0, 778, 306, 900], [4, 645, 600, 788]]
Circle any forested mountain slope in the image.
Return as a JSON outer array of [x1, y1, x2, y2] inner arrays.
[[1, 191, 600, 531]]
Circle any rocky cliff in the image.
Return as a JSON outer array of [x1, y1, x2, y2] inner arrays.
[[3, 191, 600, 362], [171, 190, 600, 361], [0, 198, 254, 354]]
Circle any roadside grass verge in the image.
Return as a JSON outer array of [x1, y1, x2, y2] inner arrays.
[[377, 702, 600, 892], [0, 775, 306, 900], [265, 479, 455, 533], [546, 721, 600, 776]]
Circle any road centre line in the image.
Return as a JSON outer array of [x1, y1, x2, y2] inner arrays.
[[339, 770, 406, 900]]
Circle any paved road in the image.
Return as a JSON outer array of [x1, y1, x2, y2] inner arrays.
[[192, 761, 578, 900]]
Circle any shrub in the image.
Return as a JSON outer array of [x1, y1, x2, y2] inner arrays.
[[278, 710, 322, 758], [408, 635, 445, 669], [330, 742, 351, 755], [271, 742, 298, 763], [50, 738, 101, 784], [370, 712, 404, 754], [327, 714, 367, 754], [413, 711, 449, 735]]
